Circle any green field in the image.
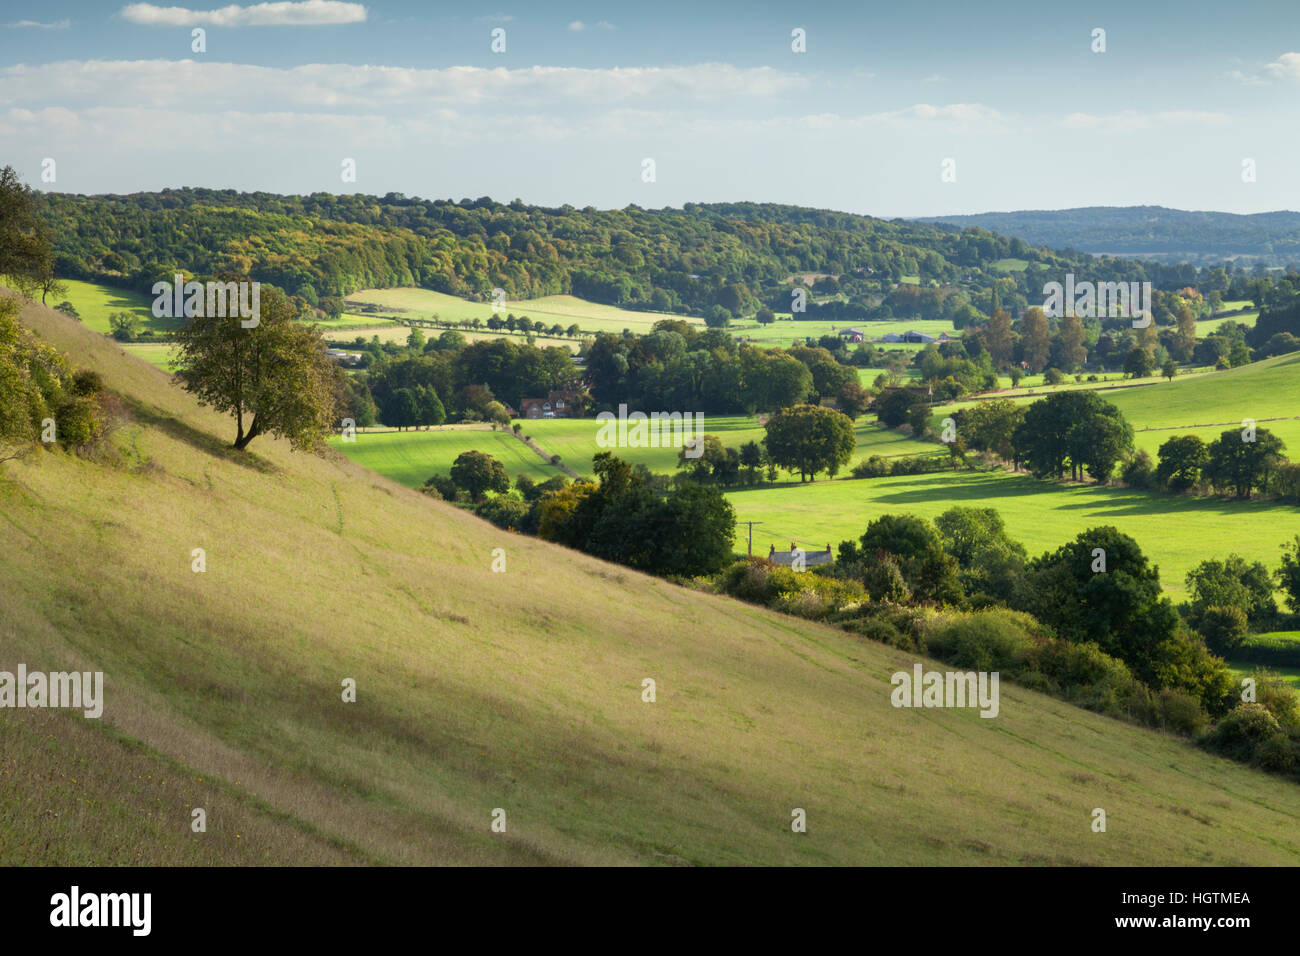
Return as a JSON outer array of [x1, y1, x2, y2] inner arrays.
[[57, 278, 171, 336], [8, 295, 1300, 866], [942, 353, 1300, 454], [334, 415, 938, 487], [722, 469, 1295, 600], [347, 287, 688, 335], [335, 353, 1300, 600], [340, 426, 561, 486], [1227, 633, 1300, 688], [327, 322, 583, 353], [734, 317, 957, 349], [1199, 310, 1258, 333]]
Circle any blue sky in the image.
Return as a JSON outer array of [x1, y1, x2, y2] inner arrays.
[[2, 0, 1298, 216]]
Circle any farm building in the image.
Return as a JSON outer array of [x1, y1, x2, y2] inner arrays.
[[837, 327, 866, 343], [326, 348, 363, 366], [876, 330, 955, 345], [768, 543, 834, 568], [520, 387, 584, 419]]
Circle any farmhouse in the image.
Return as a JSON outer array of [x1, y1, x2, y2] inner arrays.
[[326, 348, 363, 367], [768, 543, 834, 568], [876, 330, 954, 345], [520, 387, 584, 419]]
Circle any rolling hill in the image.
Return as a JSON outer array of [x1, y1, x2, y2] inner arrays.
[[916, 206, 1300, 265], [3, 296, 1300, 865]]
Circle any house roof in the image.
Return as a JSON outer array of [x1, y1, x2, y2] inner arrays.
[[767, 545, 834, 567]]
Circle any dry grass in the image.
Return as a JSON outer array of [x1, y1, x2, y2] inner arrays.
[[2, 296, 1300, 865]]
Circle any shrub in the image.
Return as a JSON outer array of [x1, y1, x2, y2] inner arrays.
[[474, 494, 530, 531], [1043, 368, 1065, 385], [514, 473, 538, 501], [1196, 604, 1249, 654], [845, 616, 902, 646], [1201, 703, 1283, 762], [1254, 733, 1300, 775], [1156, 688, 1210, 735], [888, 455, 947, 476], [719, 559, 866, 619], [1247, 668, 1300, 729], [860, 554, 911, 603], [422, 473, 460, 502], [1028, 638, 1145, 718], [719, 559, 782, 605], [851, 455, 891, 479], [54, 395, 102, 449], [924, 609, 1037, 671], [1121, 449, 1155, 489], [838, 603, 931, 651]]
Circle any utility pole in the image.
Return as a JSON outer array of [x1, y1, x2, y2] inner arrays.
[[742, 521, 762, 557]]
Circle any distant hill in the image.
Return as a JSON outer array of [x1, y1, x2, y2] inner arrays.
[[35, 190, 1193, 322], [915, 206, 1300, 266]]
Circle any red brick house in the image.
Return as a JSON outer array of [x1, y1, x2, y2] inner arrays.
[[520, 387, 584, 419]]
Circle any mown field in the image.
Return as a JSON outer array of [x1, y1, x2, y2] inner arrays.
[[347, 288, 686, 335], [327, 322, 582, 353], [334, 415, 939, 488], [6, 295, 1300, 866], [734, 317, 957, 349]]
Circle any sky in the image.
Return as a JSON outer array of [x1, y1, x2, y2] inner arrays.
[[1, 0, 1298, 217]]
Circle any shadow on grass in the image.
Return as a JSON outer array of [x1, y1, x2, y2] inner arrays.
[[867, 469, 1295, 519], [124, 398, 279, 474]]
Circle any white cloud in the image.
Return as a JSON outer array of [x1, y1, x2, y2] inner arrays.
[[0, 59, 810, 109], [1264, 51, 1300, 81], [475, 13, 513, 23], [1059, 110, 1230, 131], [119, 1, 367, 27], [1227, 69, 1269, 86], [893, 103, 1003, 124], [921, 73, 948, 83], [568, 20, 585, 31], [6, 19, 71, 29]]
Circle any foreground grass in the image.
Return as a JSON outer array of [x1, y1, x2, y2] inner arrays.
[[6, 296, 1300, 864]]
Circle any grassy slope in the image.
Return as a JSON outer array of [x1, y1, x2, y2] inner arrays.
[[5, 298, 1300, 865]]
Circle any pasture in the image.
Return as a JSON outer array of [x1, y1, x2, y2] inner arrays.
[[346, 287, 686, 335], [333, 415, 940, 487], [723, 469, 1297, 601]]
